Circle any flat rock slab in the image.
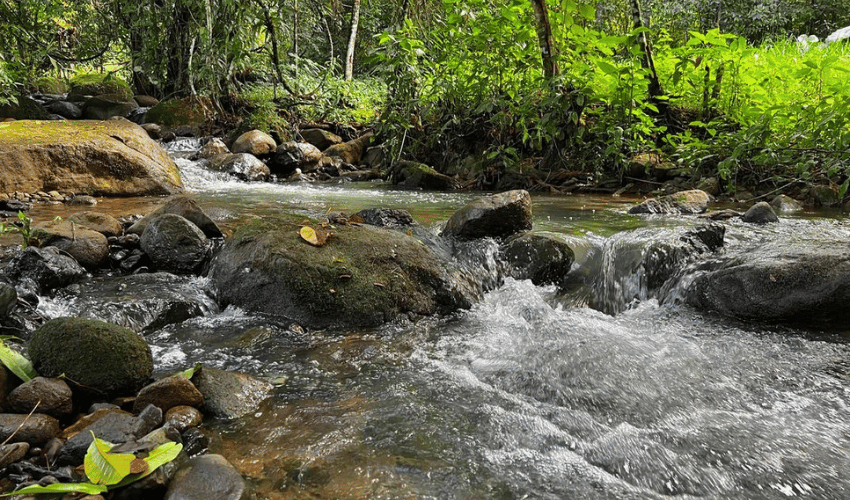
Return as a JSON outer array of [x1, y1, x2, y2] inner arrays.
[[0, 119, 183, 196]]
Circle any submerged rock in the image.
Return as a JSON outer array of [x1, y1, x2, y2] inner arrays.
[[628, 189, 713, 215], [28, 317, 153, 397], [140, 214, 209, 274], [0, 119, 183, 196], [741, 201, 779, 224], [208, 212, 480, 328], [501, 232, 575, 286], [685, 240, 850, 325], [194, 367, 272, 421], [442, 190, 533, 240]]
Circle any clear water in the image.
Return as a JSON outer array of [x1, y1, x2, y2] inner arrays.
[[32, 139, 850, 498]]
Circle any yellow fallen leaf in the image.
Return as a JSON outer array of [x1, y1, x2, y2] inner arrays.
[[299, 226, 319, 246]]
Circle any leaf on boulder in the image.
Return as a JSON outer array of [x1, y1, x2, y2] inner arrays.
[[174, 362, 202, 380], [84, 433, 135, 485], [0, 340, 37, 382]]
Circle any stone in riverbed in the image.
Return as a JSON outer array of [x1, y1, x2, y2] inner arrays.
[[0, 246, 87, 295], [82, 93, 139, 120], [442, 190, 533, 240], [8, 377, 73, 418], [194, 368, 272, 421], [741, 201, 779, 224], [269, 141, 322, 176], [0, 413, 61, 445], [231, 129, 276, 157], [207, 153, 270, 182], [134, 375, 204, 414], [322, 132, 372, 164], [140, 214, 209, 274], [0, 282, 16, 317], [127, 194, 223, 238], [501, 232, 575, 286], [195, 137, 229, 160], [54, 408, 160, 466], [301, 128, 343, 151], [165, 406, 204, 433], [165, 454, 248, 500], [28, 317, 153, 398], [67, 211, 124, 237], [628, 189, 713, 215], [391, 161, 457, 190], [33, 219, 109, 268]]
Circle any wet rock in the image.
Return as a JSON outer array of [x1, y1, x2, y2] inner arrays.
[[270, 142, 322, 176], [0, 120, 183, 196], [195, 138, 229, 160], [628, 189, 713, 215], [807, 182, 840, 207], [685, 240, 850, 325], [164, 454, 247, 500], [51, 272, 216, 332], [354, 208, 415, 228], [231, 130, 276, 157], [141, 123, 162, 140], [741, 201, 779, 224], [8, 377, 73, 418], [134, 95, 160, 107], [322, 132, 372, 164], [68, 194, 98, 206], [82, 93, 139, 120], [442, 190, 533, 241], [55, 411, 142, 466], [391, 161, 457, 190], [703, 209, 742, 221], [127, 194, 222, 238], [301, 128, 343, 151], [194, 368, 272, 420], [0, 246, 86, 294], [208, 212, 481, 328], [140, 214, 209, 274], [165, 406, 204, 433], [33, 220, 109, 268], [208, 153, 270, 182], [770, 194, 803, 213], [133, 404, 164, 436], [0, 282, 16, 317], [144, 97, 213, 137], [0, 413, 61, 445], [67, 211, 124, 237], [0, 442, 28, 469], [181, 428, 209, 457], [501, 233, 575, 286], [28, 317, 153, 398], [45, 100, 82, 119], [0, 95, 49, 120], [134, 376, 204, 414]]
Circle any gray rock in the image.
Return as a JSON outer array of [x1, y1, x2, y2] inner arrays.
[[9, 377, 73, 418], [231, 130, 276, 157], [141, 214, 209, 274], [45, 100, 82, 119], [67, 211, 124, 237], [0, 282, 16, 317], [270, 142, 322, 176], [195, 368, 272, 420], [0, 413, 61, 445], [55, 411, 139, 466], [685, 240, 850, 325], [502, 233, 575, 286], [133, 404, 163, 437], [354, 208, 415, 228], [300, 128, 343, 151], [127, 195, 222, 238], [195, 138, 229, 160], [165, 406, 203, 433], [28, 317, 153, 398], [34, 220, 109, 268], [442, 190, 532, 240], [208, 153, 270, 182], [134, 376, 204, 414], [628, 189, 713, 215], [770, 194, 803, 213], [741, 201, 779, 224], [82, 93, 139, 120], [164, 454, 247, 500], [67, 195, 98, 206], [391, 161, 457, 190], [0, 246, 87, 295], [142, 123, 162, 140]]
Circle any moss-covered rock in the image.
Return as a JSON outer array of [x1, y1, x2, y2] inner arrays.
[[207, 213, 481, 329], [82, 93, 139, 120], [392, 161, 457, 190], [68, 73, 133, 101], [0, 119, 183, 196], [144, 96, 214, 135], [0, 95, 49, 120], [34, 77, 69, 95], [628, 189, 713, 215], [28, 317, 153, 397]]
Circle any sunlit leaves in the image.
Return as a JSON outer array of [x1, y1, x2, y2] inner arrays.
[[0, 337, 37, 382]]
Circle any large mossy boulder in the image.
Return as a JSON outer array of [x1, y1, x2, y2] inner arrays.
[[28, 317, 153, 397], [67, 74, 134, 102], [207, 213, 481, 329], [0, 119, 183, 196], [685, 240, 850, 326], [144, 96, 214, 135]]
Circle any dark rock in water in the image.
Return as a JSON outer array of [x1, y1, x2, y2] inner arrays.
[[231, 129, 276, 157], [0, 413, 60, 445], [127, 194, 223, 238], [645, 223, 725, 290], [29, 317, 153, 398], [165, 454, 247, 500], [166, 406, 203, 433], [140, 214, 209, 274], [67, 211, 124, 237], [269, 141, 322, 176], [181, 428, 209, 457], [82, 93, 139, 120], [194, 368, 271, 421], [134, 375, 204, 414], [0, 442, 29, 469], [628, 189, 713, 215], [501, 232, 575, 286], [0, 282, 16, 317], [208, 213, 481, 328], [442, 190, 533, 240], [67, 195, 98, 206], [0, 246, 87, 294], [770, 194, 803, 213], [741, 201, 779, 224], [54, 410, 148, 466], [45, 100, 82, 119], [8, 377, 73, 418], [685, 240, 850, 325], [51, 272, 217, 332], [207, 153, 270, 181], [194, 138, 229, 160], [33, 219, 109, 268], [1, 199, 33, 212], [355, 208, 415, 228], [301, 128, 343, 151], [391, 161, 457, 190], [0, 95, 49, 120]]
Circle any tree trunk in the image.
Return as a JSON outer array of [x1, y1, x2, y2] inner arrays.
[[630, 0, 663, 100], [344, 0, 361, 81], [530, 0, 559, 78]]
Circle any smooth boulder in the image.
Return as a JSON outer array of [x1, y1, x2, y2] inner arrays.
[[629, 189, 713, 215], [208, 212, 481, 328], [0, 246, 86, 294], [0, 119, 183, 196], [442, 190, 533, 240], [140, 214, 209, 274], [208, 153, 270, 182], [501, 233, 575, 286], [67, 211, 124, 237], [127, 195, 223, 238], [270, 142, 322, 176], [164, 454, 247, 500], [231, 130, 276, 157], [34, 220, 109, 268], [741, 201, 779, 224], [194, 368, 272, 420], [28, 317, 153, 397]]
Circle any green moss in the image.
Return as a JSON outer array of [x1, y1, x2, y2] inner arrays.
[[145, 96, 212, 128], [68, 73, 133, 100], [34, 76, 68, 94]]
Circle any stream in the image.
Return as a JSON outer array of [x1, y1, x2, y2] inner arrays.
[[23, 138, 850, 499]]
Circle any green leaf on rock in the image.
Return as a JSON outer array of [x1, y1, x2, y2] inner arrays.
[[175, 362, 202, 379], [113, 441, 183, 488], [84, 433, 136, 485], [0, 340, 37, 382], [0, 482, 108, 496]]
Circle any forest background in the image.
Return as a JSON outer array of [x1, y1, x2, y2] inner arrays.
[[1, 0, 849, 200]]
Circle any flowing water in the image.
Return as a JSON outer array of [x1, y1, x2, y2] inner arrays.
[[27, 139, 850, 499]]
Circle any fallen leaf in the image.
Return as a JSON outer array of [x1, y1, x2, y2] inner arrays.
[[299, 226, 320, 246]]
